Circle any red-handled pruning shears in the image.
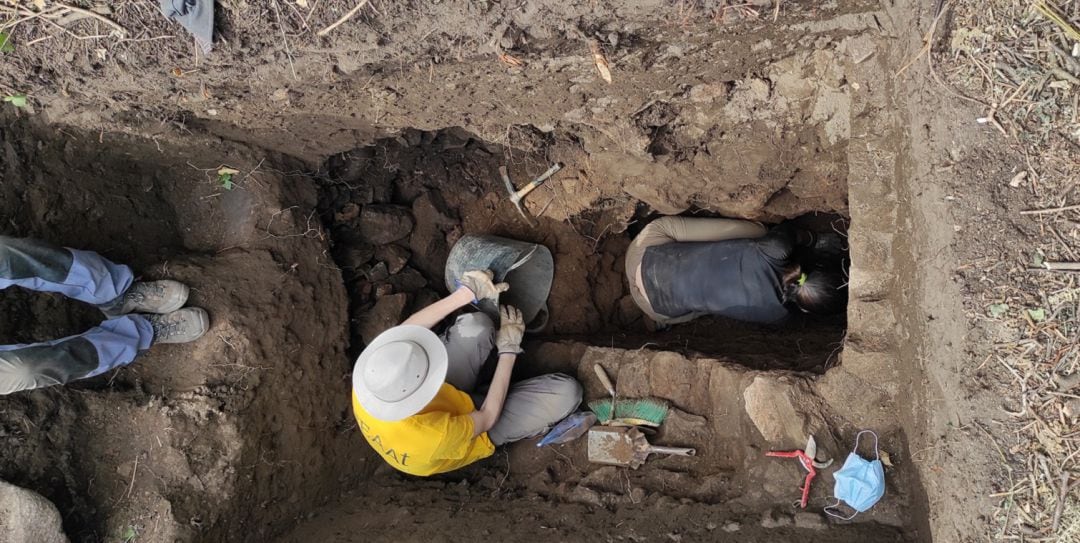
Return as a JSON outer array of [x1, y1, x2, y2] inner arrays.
[[766, 435, 834, 508]]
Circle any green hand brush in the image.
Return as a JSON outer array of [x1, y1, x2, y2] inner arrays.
[[588, 397, 670, 427]]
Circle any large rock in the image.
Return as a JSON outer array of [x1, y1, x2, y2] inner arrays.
[[0, 480, 68, 543], [359, 205, 414, 245], [375, 244, 411, 274], [742, 375, 807, 447], [356, 293, 409, 345], [387, 267, 427, 294]]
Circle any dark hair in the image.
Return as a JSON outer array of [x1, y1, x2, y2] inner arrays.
[[783, 270, 847, 315]]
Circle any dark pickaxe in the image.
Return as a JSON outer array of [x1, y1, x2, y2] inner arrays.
[[499, 163, 562, 226], [766, 435, 834, 509]]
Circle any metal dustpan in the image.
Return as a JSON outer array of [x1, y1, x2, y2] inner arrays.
[[587, 426, 696, 469]]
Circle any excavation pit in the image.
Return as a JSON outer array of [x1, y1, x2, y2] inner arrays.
[[318, 128, 849, 374], [0, 1, 937, 539]]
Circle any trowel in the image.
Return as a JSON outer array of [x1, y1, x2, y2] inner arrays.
[[587, 426, 696, 469]]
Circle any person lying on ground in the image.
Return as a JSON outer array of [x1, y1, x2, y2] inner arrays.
[[351, 270, 582, 476], [624, 216, 847, 328], [0, 236, 210, 395]]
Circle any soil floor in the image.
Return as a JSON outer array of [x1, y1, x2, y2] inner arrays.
[[0, 0, 1024, 541]]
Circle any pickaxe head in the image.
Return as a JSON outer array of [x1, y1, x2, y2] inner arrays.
[[500, 163, 562, 226]]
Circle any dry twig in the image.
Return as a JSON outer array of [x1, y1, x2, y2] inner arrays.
[[316, 0, 370, 37]]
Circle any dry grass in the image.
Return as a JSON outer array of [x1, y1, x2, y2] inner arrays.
[[942, 1, 1080, 540], [943, 0, 1078, 154]]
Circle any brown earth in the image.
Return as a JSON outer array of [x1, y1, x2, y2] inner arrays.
[[0, 0, 1020, 541]]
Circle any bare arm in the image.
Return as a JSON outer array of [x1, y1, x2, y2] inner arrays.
[[402, 287, 473, 329], [469, 353, 516, 436], [402, 269, 508, 329], [650, 216, 767, 243]]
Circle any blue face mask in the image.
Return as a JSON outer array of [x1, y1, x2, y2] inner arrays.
[[825, 430, 885, 520]]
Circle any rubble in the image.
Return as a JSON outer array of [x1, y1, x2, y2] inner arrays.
[[360, 205, 415, 244]]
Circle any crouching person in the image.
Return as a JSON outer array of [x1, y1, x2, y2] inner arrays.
[[351, 270, 582, 476]]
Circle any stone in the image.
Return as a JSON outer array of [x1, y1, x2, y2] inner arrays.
[[614, 294, 643, 327], [409, 222, 449, 281], [743, 375, 807, 446], [794, 511, 828, 530], [688, 82, 730, 104], [0, 479, 68, 543], [662, 408, 710, 446], [334, 202, 361, 223], [359, 205, 415, 245], [367, 261, 390, 282], [437, 127, 472, 151], [759, 510, 793, 529], [721, 522, 740, 532], [356, 293, 409, 344], [388, 267, 427, 293], [375, 244, 411, 274], [568, 485, 603, 507], [339, 243, 374, 271], [374, 283, 394, 297], [412, 191, 458, 227]]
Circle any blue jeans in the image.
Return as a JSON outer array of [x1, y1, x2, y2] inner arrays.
[[0, 237, 153, 395]]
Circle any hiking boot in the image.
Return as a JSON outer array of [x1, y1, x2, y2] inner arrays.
[[147, 307, 209, 344], [99, 280, 189, 317]]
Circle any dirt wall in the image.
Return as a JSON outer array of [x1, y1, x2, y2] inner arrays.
[[0, 115, 365, 541]]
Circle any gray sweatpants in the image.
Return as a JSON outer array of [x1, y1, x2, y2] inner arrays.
[[440, 312, 582, 446]]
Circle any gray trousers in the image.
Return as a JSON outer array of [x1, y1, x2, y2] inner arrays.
[[441, 312, 582, 446]]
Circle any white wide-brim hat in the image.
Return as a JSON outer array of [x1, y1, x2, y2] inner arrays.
[[352, 325, 448, 421]]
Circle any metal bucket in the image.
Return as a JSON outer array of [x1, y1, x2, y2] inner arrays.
[[444, 234, 553, 331]]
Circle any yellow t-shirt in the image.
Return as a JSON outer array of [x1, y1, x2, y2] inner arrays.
[[351, 383, 496, 476]]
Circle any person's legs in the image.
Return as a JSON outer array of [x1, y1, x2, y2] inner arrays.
[[486, 373, 583, 446], [0, 315, 154, 395], [0, 236, 133, 305], [0, 236, 190, 316], [440, 312, 495, 393]]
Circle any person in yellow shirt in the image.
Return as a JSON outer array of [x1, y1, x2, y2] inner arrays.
[[351, 269, 582, 476]]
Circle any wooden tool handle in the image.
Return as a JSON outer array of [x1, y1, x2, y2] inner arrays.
[[593, 364, 615, 396], [514, 163, 562, 200]]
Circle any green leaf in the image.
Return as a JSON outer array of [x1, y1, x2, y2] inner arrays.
[[988, 303, 1009, 318], [1033, 252, 1045, 267], [3, 94, 27, 108], [1027, 308, 1046, 322], [218, 172, 234, 190], [0, 32, 14, 53], [121, 525, 137, 542]]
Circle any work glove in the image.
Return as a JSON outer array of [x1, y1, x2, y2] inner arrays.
[[458, 269, 509, 303], [496, 305, 526, 355]]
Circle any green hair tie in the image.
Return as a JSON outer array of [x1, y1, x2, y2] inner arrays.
[[798, 273, 808, 286]]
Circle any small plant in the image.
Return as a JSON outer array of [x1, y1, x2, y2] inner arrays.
[[120, 525, 138, 542], [0, 32, 14, 53], [217, 167, 239, 190], [3, 94, 27, 108], [988, 303, 1009, 318]]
